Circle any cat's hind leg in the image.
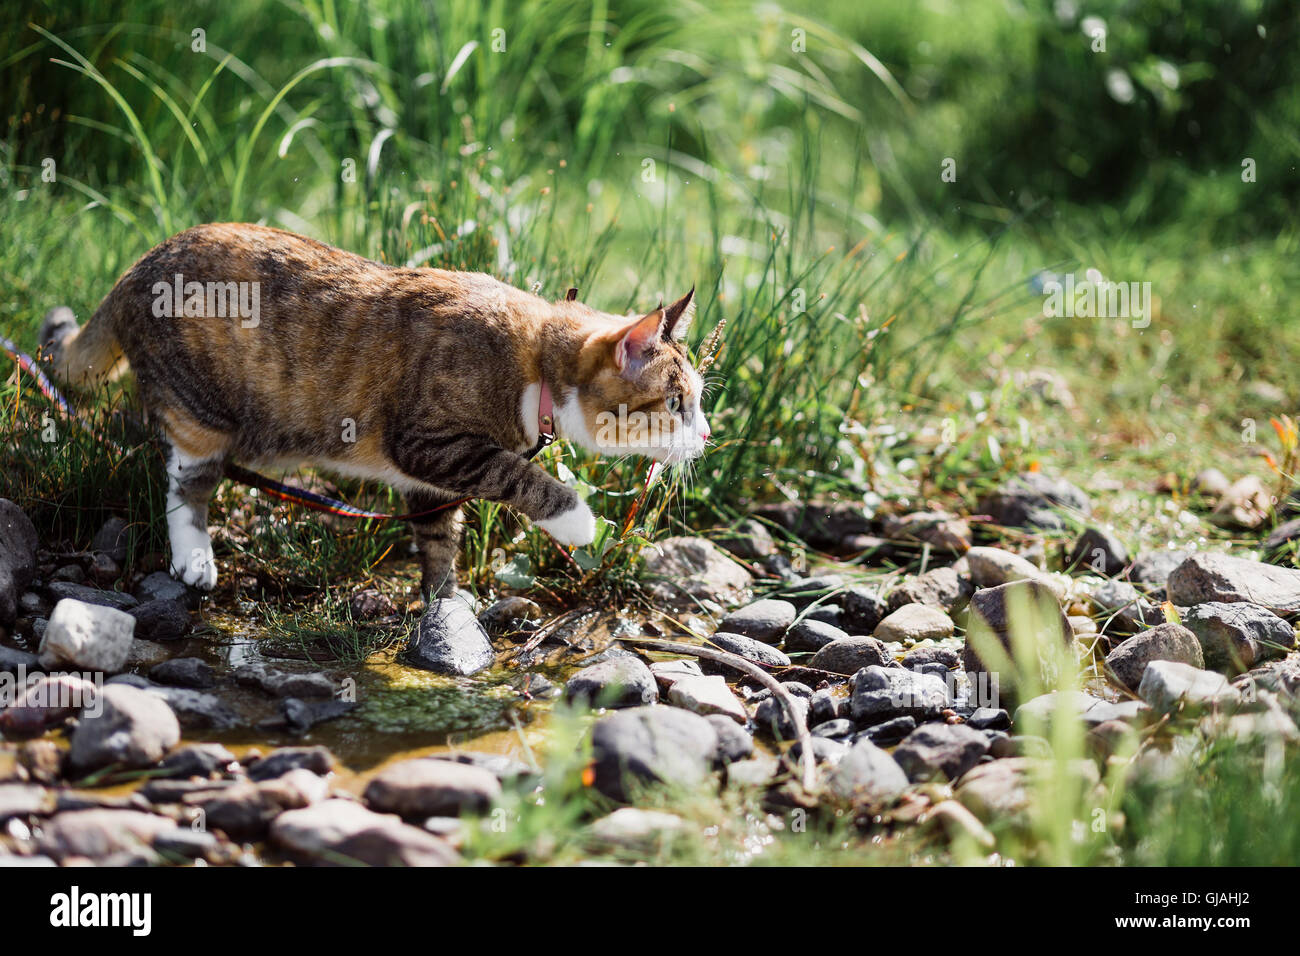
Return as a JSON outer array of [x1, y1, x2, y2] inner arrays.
[[405, 489, 465, 600], [161, 425, 228, 590]]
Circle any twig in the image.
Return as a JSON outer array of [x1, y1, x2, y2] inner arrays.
[[617, 636, 818, 794]]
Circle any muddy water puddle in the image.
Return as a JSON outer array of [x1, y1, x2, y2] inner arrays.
[[166, 604, 671, 784]]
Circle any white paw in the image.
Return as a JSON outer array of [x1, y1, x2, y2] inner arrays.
[[536, 499, 596, 546], [171, 547, 217, 590]]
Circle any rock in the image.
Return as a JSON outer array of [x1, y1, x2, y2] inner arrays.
[[233, 662, 338, 698], [705, 632, 791, 673], [1264, 519, 1300, 563], [590, 706, 719, 801], [1129, 550, 1194, 590], [812, 717, 855, 739], [773, 575, 846, 610], [271, 798, 458, 866], [1014, 690, 1149, 728], [1069, 527, 1130, 576], [348, 587, 398, 621], [716, 519, 776, 561], [784, 618, 849, 653], [886, 566, 973, 614], [404, 598, 496, 675], [565, 656, 658, 709], [827, 738, 909, 803], [477, 595, 542, 636], [1167, 552, 1300, 617], [1181, 602, 1295, 673], [43, 581, 138, 612], [68, 684, 180, 773], [431, 752, 536, 784], [1138, 660, 1238, 713], [648, 659, 704, 693], [0, 500, 40, 627], [36, 808, 178, 861], [158, 743, 237, 779], [849, 665, 951, 725], [90, 515, 130, 563], [147, 686, 241, 730], [127, 599, 190, 641], [589, 807, 686, 848], [1211, 475, 1272, 530], [753, 694, 810, 741], [0, 645, 40, 675], [809, 688, 841, 725], [1191, 468, 1231, 498], [716, 599, 796, 644], [124, 638, 173, 669], [0, 781, 54, 821], [956, 757, 1098, 822], [803, 604, 843, 627], [247, 746, 336, 781], [363, 759, 501, 818], [962, 580, 1072, 689], [640, 536, 752, 607], [901, 646, 961, 670], [0, 674, 96, 738], [134, 571, 195, 608], [840, 586, 888, 633], [1089, 578, 1162, 637], [966, 546, 1067, 598], [893, 723, 991, 782], [263, 697, 358, 734], [809, 636, 893, 675], [154, 828, 221, 861], [186, 768, 328, 839], [37, 598, 135, 672], [789, 736, 850, 766], [150, 657, 215, 689], [976, 472, 1092, 531], [967, 707, 1011, 731], [873, 603, 954, 644], [882, 511, 972, 554], [667, 674, 746, 722], [1105, 622, 1205, 691], [704, 714, 754, 763]]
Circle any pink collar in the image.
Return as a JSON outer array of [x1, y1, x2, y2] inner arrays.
[[538, 380, 555, 440]]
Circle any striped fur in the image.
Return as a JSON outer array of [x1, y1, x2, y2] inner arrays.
[[43, 223, 710, 595]]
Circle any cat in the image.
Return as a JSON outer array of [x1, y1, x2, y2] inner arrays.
[[40, 223, 710, 597]]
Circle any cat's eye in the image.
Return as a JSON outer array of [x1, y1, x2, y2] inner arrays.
[[665, 394, 682, 416]]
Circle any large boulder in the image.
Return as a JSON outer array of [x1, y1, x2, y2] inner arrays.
[[404, 598, 496, 675], [1180, 602, 1295, 673], [589, 706, 719, 801], [38, 598, 136, 672], [1167, 553, 1300, 617], [68, 684, 181, 773], [962, 579, 1072, 690]]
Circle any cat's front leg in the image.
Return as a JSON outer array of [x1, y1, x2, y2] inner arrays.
[[389, 431, 595, 546]]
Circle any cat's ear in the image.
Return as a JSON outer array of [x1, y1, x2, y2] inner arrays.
[[613, 309, 664, 374], [663, 286, 695, 341]]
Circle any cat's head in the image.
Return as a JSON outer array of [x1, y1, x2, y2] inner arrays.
[[565, 288, 711, 464]]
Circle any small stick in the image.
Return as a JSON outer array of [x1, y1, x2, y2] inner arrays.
[[617, 636, 818, 793]]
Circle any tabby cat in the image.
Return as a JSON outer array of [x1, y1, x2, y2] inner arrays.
[[41, 223, 710, 596]]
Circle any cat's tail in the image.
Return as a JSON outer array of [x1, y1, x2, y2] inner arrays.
[[39, 305, 126, 386]]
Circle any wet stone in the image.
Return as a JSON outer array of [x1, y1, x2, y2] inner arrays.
[[403, 598, 496, 676], [716, 598, 797, 644], [150, 656, 215, 689], [565, 656, 658, 709]]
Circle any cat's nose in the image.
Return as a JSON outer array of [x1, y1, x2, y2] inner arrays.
[[699, 424, 711, 441]]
